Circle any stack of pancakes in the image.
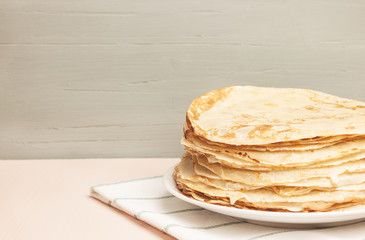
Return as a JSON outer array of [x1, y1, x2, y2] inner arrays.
[[173, 86, 365, 212]]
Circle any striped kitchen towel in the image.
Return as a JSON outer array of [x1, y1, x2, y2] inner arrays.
[[90, 176, 365, 240]]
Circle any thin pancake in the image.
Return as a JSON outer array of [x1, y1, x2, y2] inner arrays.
[[187, 86, 365, 145]]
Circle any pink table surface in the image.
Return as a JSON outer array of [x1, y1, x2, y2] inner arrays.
[[0, 158, 179, 240]]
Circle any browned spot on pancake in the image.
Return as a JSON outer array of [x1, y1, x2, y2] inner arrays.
[[271, 119, 282, 123], [232, 114, 257, 123], [346, 126, 355, 130], [304, 105, 320, 112], [333, 103, 365, 110], [239, 152, 260, 163], [209, 125, 249, 139], [220, 130, 236, 139], [247, 156, 260, 163], [352, 105, 365, 110], [247, 125, 273, 139], [239, 114, 256, 119], [264, 103, 278, 107]]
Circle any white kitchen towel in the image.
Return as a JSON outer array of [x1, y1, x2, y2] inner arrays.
[[90, 175, 365, 240]]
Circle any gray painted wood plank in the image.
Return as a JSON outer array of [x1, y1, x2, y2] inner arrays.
[[1, 0, 365, 159]]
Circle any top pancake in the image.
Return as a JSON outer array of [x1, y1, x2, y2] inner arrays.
[[187, 86, 365, 145]]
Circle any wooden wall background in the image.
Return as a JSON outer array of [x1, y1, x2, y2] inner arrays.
[[1, 0, 365, 159]]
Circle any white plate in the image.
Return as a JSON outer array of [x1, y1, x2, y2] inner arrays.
[[163, 164, 365, 229]]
